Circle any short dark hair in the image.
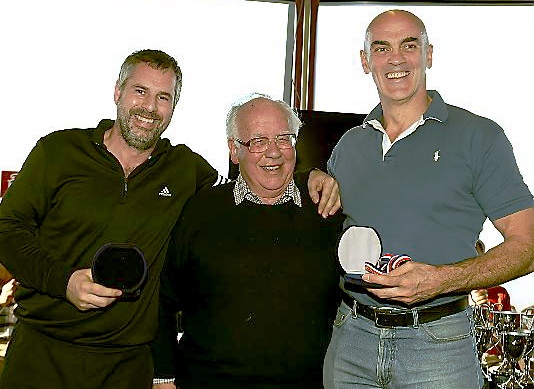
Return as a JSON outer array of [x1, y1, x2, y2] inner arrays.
[[117, 49, 182, 107]]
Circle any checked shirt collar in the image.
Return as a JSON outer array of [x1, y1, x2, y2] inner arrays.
[[233, 174, 301, 207]]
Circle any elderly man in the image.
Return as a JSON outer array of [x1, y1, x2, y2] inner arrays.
[[152, 94, 343, 389]]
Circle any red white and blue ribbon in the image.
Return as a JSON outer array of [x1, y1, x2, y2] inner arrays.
[[364, 253, 411, 275]]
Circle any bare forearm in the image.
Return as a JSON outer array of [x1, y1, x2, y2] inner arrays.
[[440, 237, 534, 294], [365, 242, 534, 305], [364, 209, 534, 305]]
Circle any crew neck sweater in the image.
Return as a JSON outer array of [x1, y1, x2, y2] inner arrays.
[[155, 175, 343, 388]]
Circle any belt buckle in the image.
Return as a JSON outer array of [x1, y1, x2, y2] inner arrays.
[[373, 306, 401, 328]]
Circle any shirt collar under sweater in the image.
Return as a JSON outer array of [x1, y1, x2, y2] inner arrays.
[[233, 174, 302, 207]]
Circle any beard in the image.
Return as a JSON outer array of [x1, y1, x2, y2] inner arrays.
[[116, 107, 169, 151]]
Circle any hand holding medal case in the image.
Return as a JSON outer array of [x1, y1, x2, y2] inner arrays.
[[91, 243, 148, 298], [338, 226, 412, 290]]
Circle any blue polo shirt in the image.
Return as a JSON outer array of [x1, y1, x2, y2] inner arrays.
[[328, 90, 533, 307]]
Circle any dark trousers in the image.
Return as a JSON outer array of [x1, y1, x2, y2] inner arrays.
[[0, 322, 153, 389]]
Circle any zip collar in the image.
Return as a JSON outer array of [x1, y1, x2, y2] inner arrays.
[[91, 119, 171, 157]]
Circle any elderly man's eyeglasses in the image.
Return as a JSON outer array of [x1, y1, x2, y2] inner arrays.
[[234, 133, 297, 153]]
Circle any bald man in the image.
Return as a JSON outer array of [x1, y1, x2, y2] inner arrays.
[[324, 9, 534, 389]]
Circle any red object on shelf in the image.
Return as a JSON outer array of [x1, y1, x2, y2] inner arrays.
[[1, 171, 18, 197]]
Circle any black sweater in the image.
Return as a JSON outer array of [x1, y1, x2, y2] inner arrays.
[[154, 175, 343, 388]]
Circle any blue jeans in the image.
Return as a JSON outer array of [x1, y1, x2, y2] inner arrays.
[[323, 300, 484, 389]]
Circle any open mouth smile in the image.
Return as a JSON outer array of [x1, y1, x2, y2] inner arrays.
[[386, 71, 410, 79], [262, 165, 281, 171], [135, 115, 155, 124]]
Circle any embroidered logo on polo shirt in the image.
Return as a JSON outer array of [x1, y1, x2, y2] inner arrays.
[[433, 150, 441, 162], [158, 186, 172, 197]]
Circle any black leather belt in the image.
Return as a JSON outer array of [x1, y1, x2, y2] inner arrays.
[[341, 294, 468, 328]]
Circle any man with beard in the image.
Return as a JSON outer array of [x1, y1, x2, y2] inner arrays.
[[0, 50, 340, 389]]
